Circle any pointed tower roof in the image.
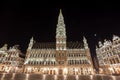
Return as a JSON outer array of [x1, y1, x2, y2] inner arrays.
[[83, 36, 88, 43], [113, 35, 119, 41], [27, 36, 34, 50], [83, 36, 88, 49], [83, 36, 86, 41], [58, 9, 63, 20], [56, 9, 66, 38], [31, 36, 33, 41], [57, 9, 65, 27], [0, 43, 8, 51], [29, 36, 34, 43]]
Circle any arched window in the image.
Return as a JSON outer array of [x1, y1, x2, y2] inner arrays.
[[43, 54, 45, 57], [34, 61, 36, 65], [28, 61, 30, 64], [49, 54, 50, 57], [74, 60, 76, 64], [32, 61, 34, 64], [51, 54, 53, 57], [54, 61, 55, 65], [46, 54, 48, 57], [68, 60, 70, 65], [30, 61, 32, 64], [72, 60, 74, 64], [30, 54, 32, 58]]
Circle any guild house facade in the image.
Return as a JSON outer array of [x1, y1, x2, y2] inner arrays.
[[96, 35, 120, 74], [0, 44, 24, 73], [24, 10, 94, 75]]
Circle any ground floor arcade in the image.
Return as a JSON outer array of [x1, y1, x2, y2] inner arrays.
[[23, 66, 94, 75]]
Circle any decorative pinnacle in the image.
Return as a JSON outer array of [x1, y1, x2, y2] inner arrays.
[[30, 36, 33, 41], [83, 36, 87, 43], [83, 36, 88, 48]]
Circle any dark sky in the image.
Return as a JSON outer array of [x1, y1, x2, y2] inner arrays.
[[0, 1, 120, 56]]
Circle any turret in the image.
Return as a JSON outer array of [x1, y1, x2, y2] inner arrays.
[[0, 44, 8, 51], [27, 37, 34, 50], [98, 41, 102, 48], [83, 36, 88, 49], [113, 35, 119, 41]]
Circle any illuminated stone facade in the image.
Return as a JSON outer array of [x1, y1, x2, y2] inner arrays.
[[0, 44, 24, 73], [24, 10, 94, 75], [0, 44, 7, 72], [96, 35, 120, 74]]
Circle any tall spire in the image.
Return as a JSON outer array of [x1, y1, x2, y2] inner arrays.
[[57, 9, 65, 28], [56, 9, 66, 38], [56, 9, 67, 66]]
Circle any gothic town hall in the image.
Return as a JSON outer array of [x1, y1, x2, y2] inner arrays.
[[24, 10, 94, 75]]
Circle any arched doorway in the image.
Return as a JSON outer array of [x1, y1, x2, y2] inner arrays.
[[53, 70, 55, 75], [50, 70, 52, 74], [58, 69, 63, 75]]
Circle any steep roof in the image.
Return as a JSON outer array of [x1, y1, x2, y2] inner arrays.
[[32, 41, 84, 49], [32, 42, 56, 49]]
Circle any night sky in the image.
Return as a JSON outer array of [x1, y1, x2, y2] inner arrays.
[[0, 1, 120, 57]]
